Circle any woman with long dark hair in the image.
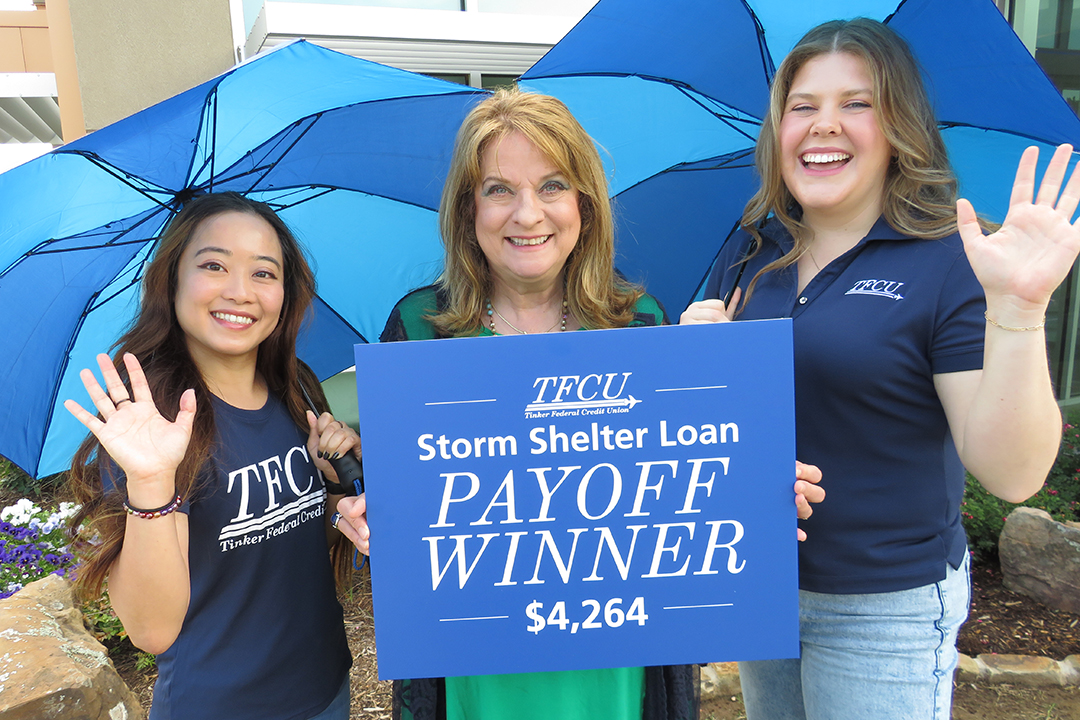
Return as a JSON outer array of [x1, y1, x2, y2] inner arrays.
[[682, 18, 1080, 719], [65, 192, 357, 720]]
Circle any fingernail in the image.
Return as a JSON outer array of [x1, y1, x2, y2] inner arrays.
[[317, 451, 325, 459], [332, 452, 341, 460]]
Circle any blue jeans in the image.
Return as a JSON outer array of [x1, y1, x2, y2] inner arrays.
[[739, 553, 970, 720], [309, 677, 351, 720]]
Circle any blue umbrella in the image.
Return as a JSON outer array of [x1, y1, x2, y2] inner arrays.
[[0, 40, 486, 478], [519, 0, 1080, 314]]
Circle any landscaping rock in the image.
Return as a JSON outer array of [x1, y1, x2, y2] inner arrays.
[[699, 662, 741, 699], [999, 507, 1080, 614], [0, 574, 143, 720]]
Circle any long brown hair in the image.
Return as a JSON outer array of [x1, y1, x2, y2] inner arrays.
[[434, 87, 642, 334], [67, 192, 352, 596], [741, 18, 961, 303]]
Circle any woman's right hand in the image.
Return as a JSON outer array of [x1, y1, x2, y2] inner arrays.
[[63, 352, 195, 501], [335, 493, 370, 555], [679, 288, 742, 325]]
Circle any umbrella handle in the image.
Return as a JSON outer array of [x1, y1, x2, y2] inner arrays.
[[300, 382, 364, 497], [327, 453, 364, 497]]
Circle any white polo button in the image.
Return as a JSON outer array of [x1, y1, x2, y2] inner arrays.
[[798, 296, 808, 304]]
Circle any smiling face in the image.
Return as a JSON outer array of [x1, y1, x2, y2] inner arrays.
[[173, 211, 285, 373], [779, 52, 893, 229], [473, 131, 581, 295]]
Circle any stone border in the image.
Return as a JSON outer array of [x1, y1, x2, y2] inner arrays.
[[957, 653, 1080, 687], [700, 655, 1080, 701]]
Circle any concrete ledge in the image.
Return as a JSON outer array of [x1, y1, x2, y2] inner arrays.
[[955, 654, 1080, 687], [703, 654, 1080, 698]]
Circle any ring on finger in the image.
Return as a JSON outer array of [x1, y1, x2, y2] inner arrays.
[[331, 512, 342, 530], [115, 398, 133, 406]]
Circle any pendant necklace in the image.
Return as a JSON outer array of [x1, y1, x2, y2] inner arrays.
[[486, 298, 568, 334]]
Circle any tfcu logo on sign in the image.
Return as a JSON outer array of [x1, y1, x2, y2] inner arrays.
[[525, 373, 640, 419]]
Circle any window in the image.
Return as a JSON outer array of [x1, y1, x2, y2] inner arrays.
[[480, 75, 517, 91]]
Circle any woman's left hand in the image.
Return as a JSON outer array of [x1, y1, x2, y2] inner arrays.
[[794, 460, 824, 542], [306, 411, 361, 486], [957, 143, 1080, 316]]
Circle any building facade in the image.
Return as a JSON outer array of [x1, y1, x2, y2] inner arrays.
[[2, 0, 1079, 402]]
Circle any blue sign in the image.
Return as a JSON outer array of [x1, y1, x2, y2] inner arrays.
[[353, 320, 797, 680]]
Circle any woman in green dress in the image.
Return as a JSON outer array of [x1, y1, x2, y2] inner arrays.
[[335, 87, 824, 720]]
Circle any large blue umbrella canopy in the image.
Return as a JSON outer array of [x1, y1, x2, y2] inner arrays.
[[0, 40, 487, 478], [520, 0, 1080, 314]]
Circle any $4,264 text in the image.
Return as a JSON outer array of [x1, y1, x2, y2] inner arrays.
[[526, 597, 647, 635]]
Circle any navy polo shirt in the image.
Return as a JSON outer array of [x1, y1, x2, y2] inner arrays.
[[704, 217, 985, 594]]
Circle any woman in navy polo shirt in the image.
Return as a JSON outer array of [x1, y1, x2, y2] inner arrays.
[[682, 18, 1080, 720]]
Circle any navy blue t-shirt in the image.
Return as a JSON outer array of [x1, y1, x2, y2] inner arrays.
[[140, 393, 351, 720], [704, 217, 985, 594]]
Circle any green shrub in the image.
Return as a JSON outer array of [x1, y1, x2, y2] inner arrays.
[[81, 592, 128, 643], [0, 456, 63, 499], [962, 421, 1080, 562]]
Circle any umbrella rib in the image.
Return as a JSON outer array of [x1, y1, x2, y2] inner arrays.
[[192, 89, 484, 195], [613, 148, 757, 198], [187, 120, 316, 192], [65, 151, 176, 209], [187, 87, 219, 191], [245, 182, 442, 215], [675, 87, 760, 142], [883, 0, 909, 25], [88, 273, 142, 313], [263, 186, 338, 212], [28, 236, 154, 256], [25, 206, 169, 255], [738, 0, 776, 84], [936, 121, 1077, 148], [238, 114, 323, 193], [209, 90, 218, 191]]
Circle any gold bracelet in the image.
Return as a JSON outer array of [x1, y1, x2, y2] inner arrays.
[[984, 311, 1045, 332]]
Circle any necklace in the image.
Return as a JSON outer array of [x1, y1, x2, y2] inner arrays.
[[486, 298, 568, 334]]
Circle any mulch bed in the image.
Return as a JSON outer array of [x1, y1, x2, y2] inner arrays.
[[89, 559, 1080, 719], [957, 561, 1080, 660]]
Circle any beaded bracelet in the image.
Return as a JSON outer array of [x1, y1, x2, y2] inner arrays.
[[124, 494, 183, 519], [984, 311, 1046, 332]]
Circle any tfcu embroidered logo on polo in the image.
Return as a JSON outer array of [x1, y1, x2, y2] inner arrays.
[[845, 279, 905, 301], [525, 373, 641, 419]]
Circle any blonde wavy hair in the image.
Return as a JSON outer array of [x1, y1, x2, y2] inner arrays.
[[741, 18, 963, 302], [433, 87, 641, 334]]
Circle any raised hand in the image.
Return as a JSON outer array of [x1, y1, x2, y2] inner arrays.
[[957, 144, 1080, 314], [64, 353, 195, 490]]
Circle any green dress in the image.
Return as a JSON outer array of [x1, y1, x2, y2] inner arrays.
[[381, 286, 694, 720]]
